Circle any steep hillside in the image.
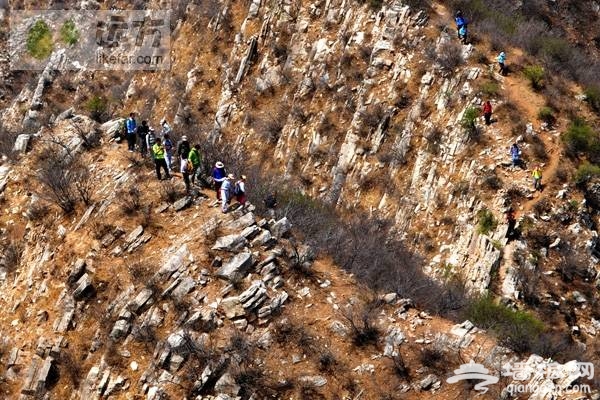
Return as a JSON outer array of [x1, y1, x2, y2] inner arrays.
[[2, 0, 600, 399]]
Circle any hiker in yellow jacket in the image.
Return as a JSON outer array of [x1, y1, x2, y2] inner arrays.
[[532, 165, 542, 191], [152, 138, 171, 181]]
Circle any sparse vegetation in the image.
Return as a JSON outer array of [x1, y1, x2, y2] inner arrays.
[[477, 208, 497, 235], [537, 106, 555, 126], [341, 300, 382, 347], [60, 19, 79, 45], [523, 65, 545, 90], [433, 41, 464, 72], [562, 118, 599, 161], [584, 86, 600, 114], [85, 96, 108, 122], [479, 80, 499, 97], [575, 161, 600, 184], [461, 106, 479, 140], [27, 19, 53, 59], [466, 295, 545, 354]]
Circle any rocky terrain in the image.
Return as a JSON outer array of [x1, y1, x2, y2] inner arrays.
[[2, 0, 600, 399]]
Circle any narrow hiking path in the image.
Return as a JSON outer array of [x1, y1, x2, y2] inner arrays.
[[502, 75, 565, 217]]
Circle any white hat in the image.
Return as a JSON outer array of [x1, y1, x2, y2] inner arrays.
[[227, 173, 235, 179], [160, 118, 166, 124], [182, 135, 188, 141], [215, 161, 224, 168]]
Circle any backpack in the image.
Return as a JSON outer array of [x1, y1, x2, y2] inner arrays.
[[234, 182, 242, 196], [185, 159, 194, 173]]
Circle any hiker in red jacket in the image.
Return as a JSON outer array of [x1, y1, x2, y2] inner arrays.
[[483, 101, 493, 125]]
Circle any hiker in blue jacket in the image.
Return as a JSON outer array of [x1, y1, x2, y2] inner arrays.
[[125, 113, 137, 152], [455, 11, 466, 38], [498, 51, 507, 75], [510, 143, 521, 167]]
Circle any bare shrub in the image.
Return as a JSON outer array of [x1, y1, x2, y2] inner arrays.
[[340, 300, 382, 347], [35, 151, 78, 213], [118, 184, 143, 215], [71, 161, 94, 205], [482, 171, 502, 190], [56, 350, 83, 387], [318, 351, 338, 374], [529, 135, 548, 161], [253, 115, 285, 144], [159, 180, 178, 203], [359, 103, 386, 130], [391, 353, 410, 380], [0, 126, 20, 161], [0, 240, 24, 274], [432, 41, 464, 72]]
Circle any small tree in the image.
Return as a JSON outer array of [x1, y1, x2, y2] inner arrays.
[[523, 65, 545, 90], [461, 106, 479, 140]]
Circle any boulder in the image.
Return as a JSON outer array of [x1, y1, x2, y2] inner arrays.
[[216, 252, 253, 281], [271, 217, 291, 238], [212, 234, 248, 252]]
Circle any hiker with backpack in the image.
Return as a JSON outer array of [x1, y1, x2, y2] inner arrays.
[[163, 133, 174, 172], [234, 175, 247, 208], [152, 138, 171, 180], [188, 144, 202, 186], [221, 174, 235, 213], [181, 157, 192, 194], [483, 101, 493, 125], [146, 128, 157, 159], [212, 161, 227, 201], [532, 165, 542, 191], [177, 135, 191, 173], [510, 143, 521, 167], [455, 11, 466, 38], [137, 120, 150, 157], [126, 113, 137, 152], [497, 52, 507, 75]]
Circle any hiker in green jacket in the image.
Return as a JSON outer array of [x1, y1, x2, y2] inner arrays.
[[188, 144, 202, 186]]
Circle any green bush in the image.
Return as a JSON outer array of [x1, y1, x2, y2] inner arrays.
[[584, 86, 600, 114], [574, 161, 600, 184], [461, 106, 479, 138], [561, 118, 598, 157], [85, 96, 107, 121], [523, 65, 545, 90], [466, 295, 544, 354], [479, 81, 500, 97], [537, 106, 555, 126], [60, 20, 79, 45], [477, 208, 497, 235], [27, 19, 53, 59]]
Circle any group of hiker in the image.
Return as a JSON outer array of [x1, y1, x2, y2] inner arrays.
[[120, 113, 250, 213], [454, 11, 508, 76], [455, 11, 542, 191]]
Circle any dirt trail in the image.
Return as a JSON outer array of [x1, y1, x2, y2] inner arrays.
[[503, 75, 564, 217]]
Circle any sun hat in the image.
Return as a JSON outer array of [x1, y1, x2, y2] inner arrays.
[[227, 173, 235, 179], [241, 175, 246, 180], [215, 161, 224, 168], [182, 135, 188, 141]]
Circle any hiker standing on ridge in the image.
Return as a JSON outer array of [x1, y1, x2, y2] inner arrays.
[[177, 135, 191, 172], [234, 175, 247, 209], [188, 144, 202, 186], [137, 120, 150, 157], [146, 128, 157, 159], [497, 51, 507, 75], [510, 143, 521, 167], [221, 174, 234, 213], [126, 113, 137, 152], [163, 133, 174, 172], [152, 138, 171, 181], [483, 101, 493, 125], [212, 161, 227, 201], [455, 11, 466, 38], [532, 164, 542, 191], [160, 118, 172, 136]]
